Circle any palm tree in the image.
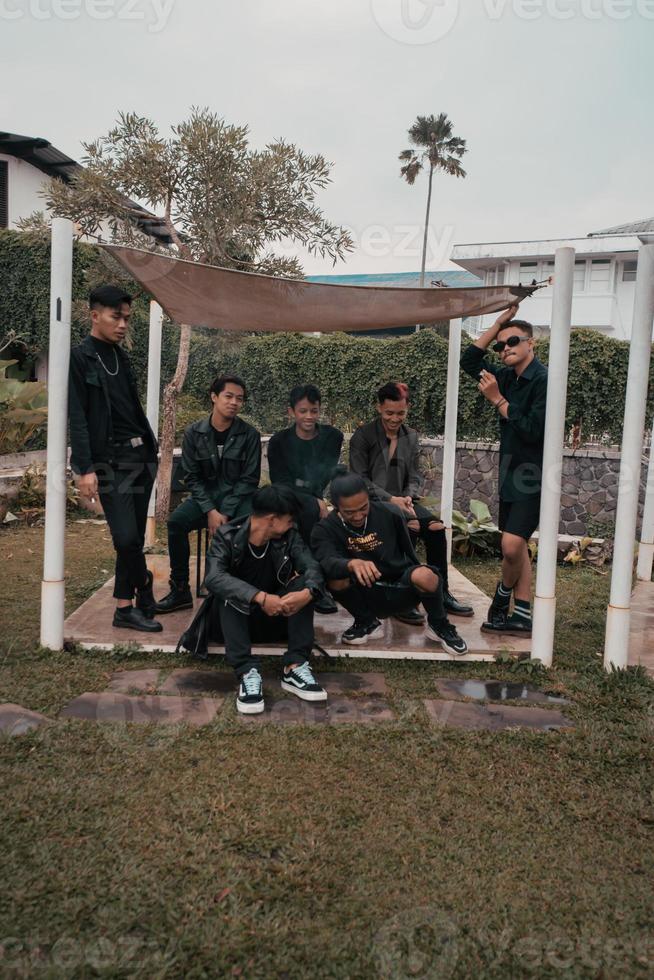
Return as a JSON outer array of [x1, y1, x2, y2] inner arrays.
[[399, 113, 467, 287]]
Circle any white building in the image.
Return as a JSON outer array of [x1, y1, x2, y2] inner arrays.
[[0, 130, 172, 244], [451, 218, 654, 340]]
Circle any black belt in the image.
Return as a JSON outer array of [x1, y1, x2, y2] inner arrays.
[[115, 436, 145, 448]]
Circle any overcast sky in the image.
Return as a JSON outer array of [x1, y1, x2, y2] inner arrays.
[[2, 0, 652, 274]]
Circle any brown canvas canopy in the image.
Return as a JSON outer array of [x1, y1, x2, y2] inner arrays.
[[102, 244, 535, 333]]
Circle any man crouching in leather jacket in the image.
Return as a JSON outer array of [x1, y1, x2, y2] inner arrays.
[[204, 485, 328, 715], [156, 374, 261, 613]]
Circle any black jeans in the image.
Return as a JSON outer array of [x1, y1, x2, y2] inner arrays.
[[331, 564, 446, 629], [218, 574, 314, 677], [403, 502, 449, 593], [287, 492, 321, 546], [96, 446, 157, 601]]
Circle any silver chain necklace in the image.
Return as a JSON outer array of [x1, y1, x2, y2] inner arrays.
[[248, 540, 270, 559], [95, 348, 119, 377]]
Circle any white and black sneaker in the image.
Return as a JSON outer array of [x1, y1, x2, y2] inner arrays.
[[237, 668, 264, 714], [425, 620, 468, 657], [281, 661, 328, 702], [341, 618, 384, 645]]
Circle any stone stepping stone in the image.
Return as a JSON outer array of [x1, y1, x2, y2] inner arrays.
[[435, 678, 569, 705], [107, 669, 162, 694], [318, 672, 389, 697], [0, 703, 51, 736], [424, 699, 573, 732], [60, 692, 222, 727], [240, 696, 395, 726], [159, 669, 235, 697]]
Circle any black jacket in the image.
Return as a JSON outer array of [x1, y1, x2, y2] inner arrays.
[[460, 343, 548, 501], [181, 416, 262, 518], [68, 335, 157, 475], [267, 423, 343, 498], [204, 516, 325, 613], [349, 418, 422, 501], [310, 502, 419, 582]]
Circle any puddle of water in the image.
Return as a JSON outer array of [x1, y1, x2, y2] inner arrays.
[[454, 680, 567, 703]]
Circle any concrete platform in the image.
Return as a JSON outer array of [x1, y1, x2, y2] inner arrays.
[[63, 555, 531, 662], [628, 580, 654, 676]]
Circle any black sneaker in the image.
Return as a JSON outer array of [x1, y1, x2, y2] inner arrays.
[[425, 619, 468, 656], [281, 661, 328, 701], [155, 580, 193, 614], [393, 606, 425, 626], [444, 590, 474, 618], [481, 607, 532, 635], [237, 668, 264, 714], [113, 605, 163, 633], [341, 619, 383, 645]]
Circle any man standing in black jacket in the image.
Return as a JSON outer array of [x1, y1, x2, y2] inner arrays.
[[460, 305, 547, 635], [311, 473, 467, 655], [68, 285, 161, 632], [205, 485, 328, 714], [155, 375, 261, 613], [349, 381, 473, 621]]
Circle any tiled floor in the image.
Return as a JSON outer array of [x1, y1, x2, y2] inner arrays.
[[628, 580, 654, 677], [63, 556, 531, 662]]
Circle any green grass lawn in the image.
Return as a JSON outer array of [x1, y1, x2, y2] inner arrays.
[[1, 522, 653, 979]]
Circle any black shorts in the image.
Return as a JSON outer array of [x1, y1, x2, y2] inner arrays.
[[498, 497, 540, 541]]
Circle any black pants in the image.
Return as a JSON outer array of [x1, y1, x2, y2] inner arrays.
[[167, 495, 215, 584], [96, 446, 157, 601], [287, 492, 321, 546], [402, 501, 449, 593], [331, 564, 446, 629], [218, 574, 314, 677]]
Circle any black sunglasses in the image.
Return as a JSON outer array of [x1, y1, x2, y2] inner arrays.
[[492, 335, 531, 353]]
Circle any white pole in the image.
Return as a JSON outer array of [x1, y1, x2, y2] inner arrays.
[[531, 247, 575, 666], [145, 301, 163, 547], [441, 318, 462, 563], [40, 218, 74, 650], [636, 422, 654, 582], [604, 243, 654, 670]]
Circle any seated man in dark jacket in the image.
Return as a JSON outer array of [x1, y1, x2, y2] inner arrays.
[[204, 485, 328, 714], [349, 381, 473, 620], [267, 383, 343, 540], [156, 375, 261, 613], [267, 383, 343, 615], [311, 473, 467, 656]]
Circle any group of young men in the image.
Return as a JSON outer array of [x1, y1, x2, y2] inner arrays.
[[70, 286, 547, 714]]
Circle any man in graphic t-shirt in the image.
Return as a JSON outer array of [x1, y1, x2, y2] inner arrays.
[[311, 473, 468, 656], [155, 374, 261, 613]]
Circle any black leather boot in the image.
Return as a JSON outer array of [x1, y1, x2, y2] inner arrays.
[[393, 606, 425, 626], [113, 605, 163, 632], [155, 580, 194, 614], [444, 590, 474, 618]]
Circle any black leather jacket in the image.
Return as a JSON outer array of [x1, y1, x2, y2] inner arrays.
[[204, 516, 325, 613], [181, 415, 261, 518], [68, 335, 157, 474]]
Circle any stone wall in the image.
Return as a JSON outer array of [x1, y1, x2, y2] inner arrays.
[[416, 439, 646, 537]]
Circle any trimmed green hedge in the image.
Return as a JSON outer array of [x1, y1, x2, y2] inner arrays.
[[2, 230, 652, 442]]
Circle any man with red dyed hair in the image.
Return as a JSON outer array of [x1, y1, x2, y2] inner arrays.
[[348, 381, 473, 620]]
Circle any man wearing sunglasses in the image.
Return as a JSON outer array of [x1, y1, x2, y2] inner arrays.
[[460, 305, 548, 635]]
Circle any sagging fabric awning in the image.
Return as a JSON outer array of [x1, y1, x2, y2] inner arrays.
[[102, 244, 535, 333]]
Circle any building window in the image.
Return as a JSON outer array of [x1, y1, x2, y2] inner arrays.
[[573, 261, 586, 291], [589, 259, 612, 293], [486, 268, 496, 286], [0, 161, 7, 228], [496, 265, 505, 286], [518, 262, 538, 285], [622, 261, 638, 282]]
